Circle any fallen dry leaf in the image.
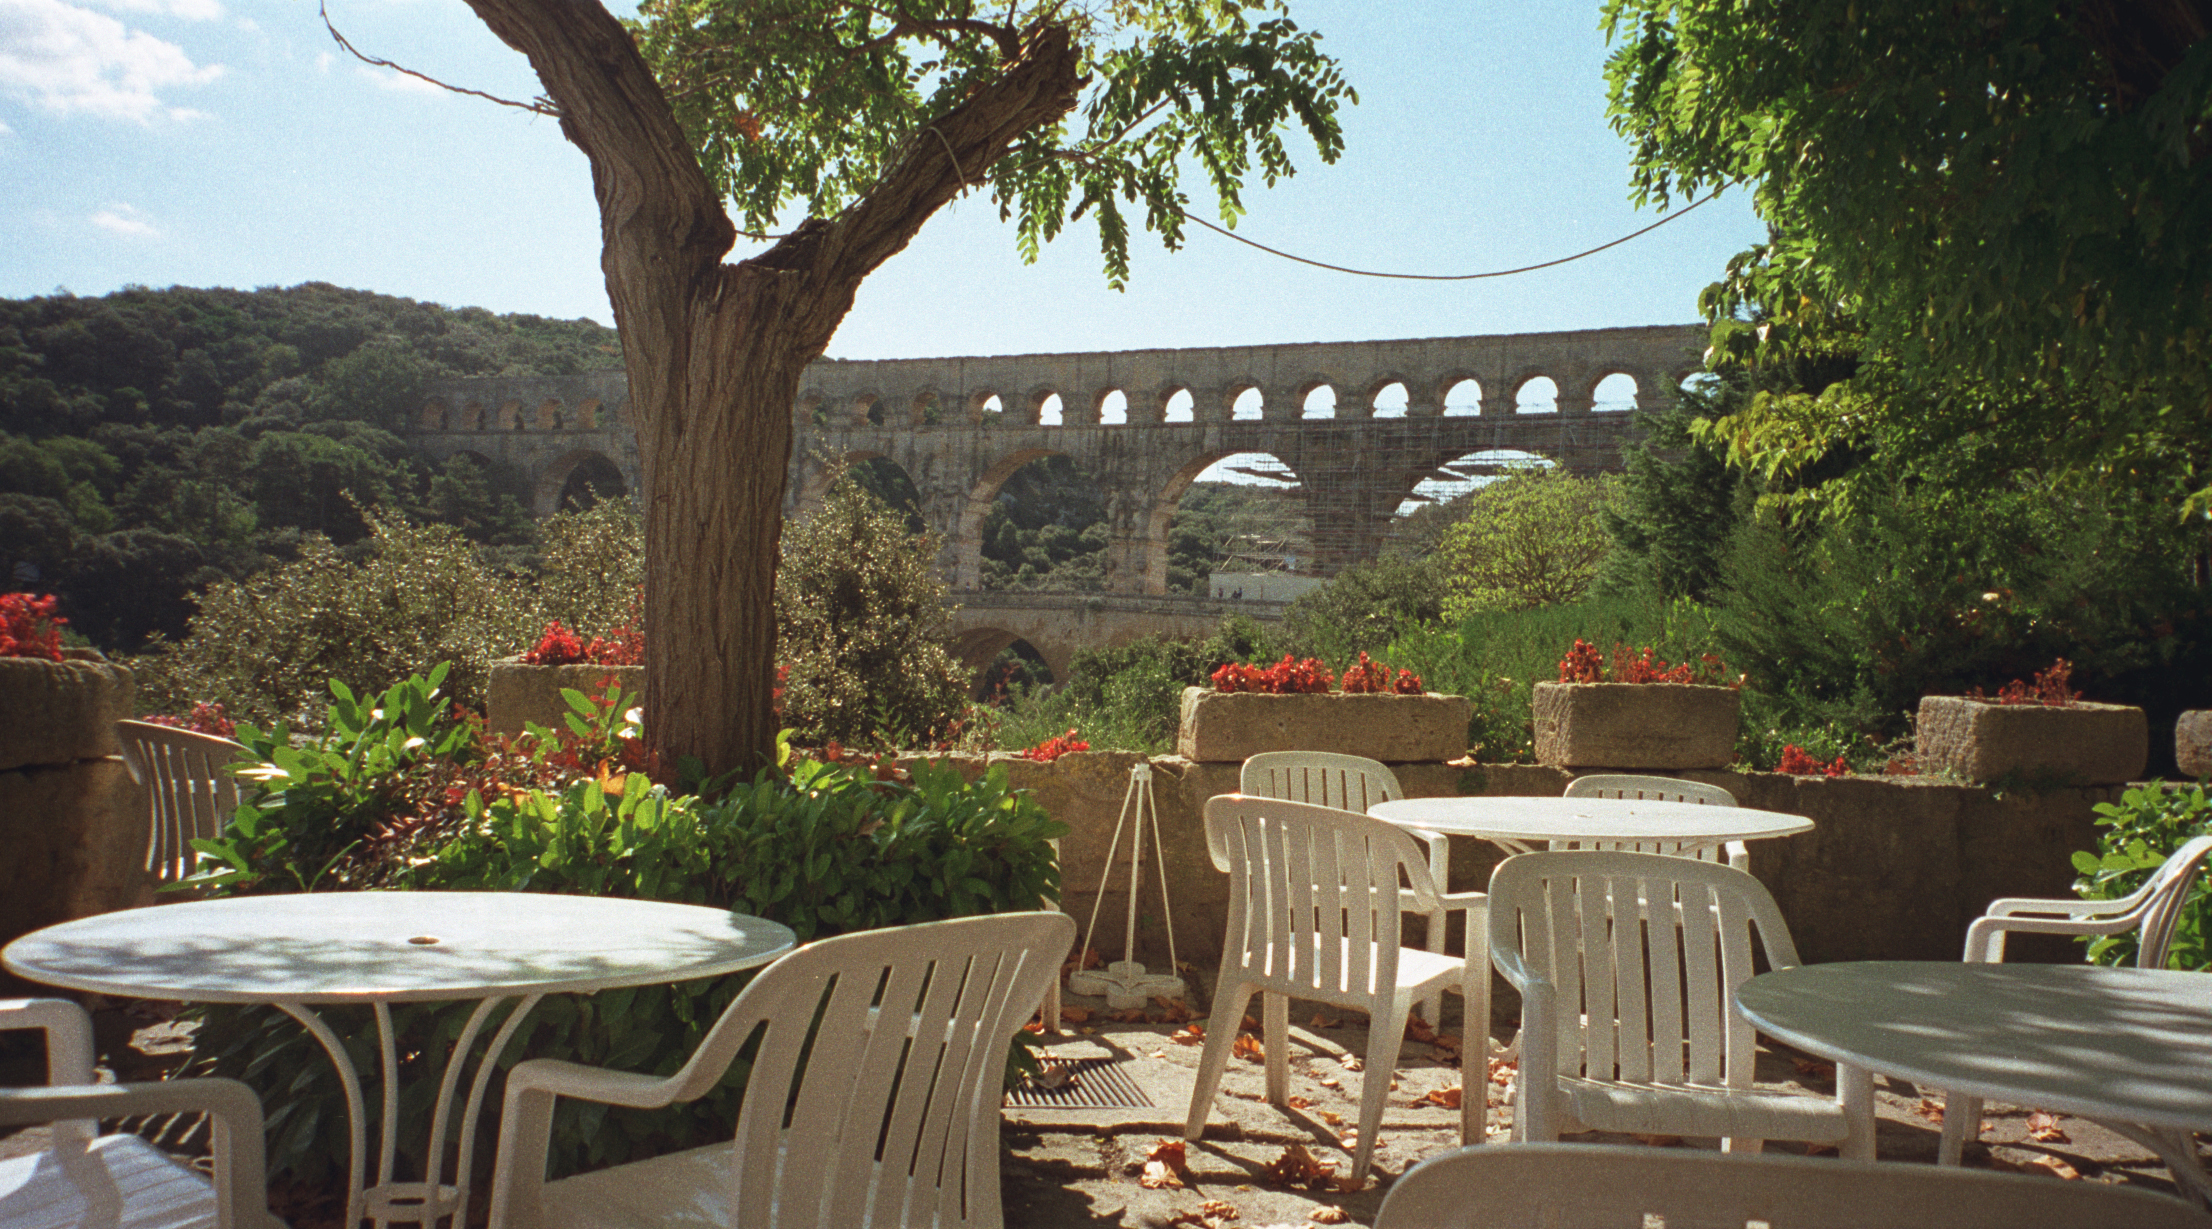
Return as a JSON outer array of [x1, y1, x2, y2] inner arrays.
[[1021, 1019, 1044, 1035], [1309, 1012, 1341, 1029], [1161, 1212, 1207, 1228], [1259, 1143, 1337, 1190], [1108, 1008, 1149, 1024], [1286, 1095, 1313, 1109], [1172, 1022, 1207, 1046], [1155, 997, 1197, 1023], [1339, 1055, 1363, 1072], [1151, 1049, 1168, 1060], [1913, 1097, 1946, 1124], [1058, 1005, 1091, 1025], [1318, 1076, 1341, 1089], [1243, 1014, 1264, 1033], [1065, 947, 1103, 974], [1406, 1017, 1438, 1044], [1318, 1110, 1343, 1126], [2028, 1154, 2082, 1180], [1233, 1033, 1266, 1064], [1487, 1057, 1517, 1087], [1199, 1200, 1240, 1221], [1141, 1139, 1191, 1190], [1310, 1208, 1350, 1225], [2027, 1111, 2071, 1144], [1414, 1086, 1463, 1110], [1792, 1057, 1836, 1079]]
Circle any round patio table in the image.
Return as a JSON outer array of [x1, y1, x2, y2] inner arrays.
[[1369, 794, 1812, 856], [4, 892, 795, 1229], [1737, 961, 2212, 1202]]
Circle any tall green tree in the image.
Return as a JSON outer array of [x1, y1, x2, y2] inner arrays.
[[1437, 469, 1619, 615], [1603, 0, 2212, 507], [451, 0, 1350, 777]]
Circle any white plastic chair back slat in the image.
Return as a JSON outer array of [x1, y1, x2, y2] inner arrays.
[[1562, 774, 1744, 866], [489, 911, 1073, 1229], [1373, 1143, 2212, 1229], [1239, 750, 1402, 811], [1490, 851, 1848, 1153], [115, 720, 248, 887]]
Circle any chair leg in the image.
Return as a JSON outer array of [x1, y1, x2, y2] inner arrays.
[[1841, 1063, 1877, 1162], [1936, 1090, 1981, 1166], [1185, 983, 1257, 1142], [1460, 904, 1490, 1146], [1263, 991, 1290, 1106], [1351, 1001, 1408, 1183], [1418, 907, 1447, 1027]]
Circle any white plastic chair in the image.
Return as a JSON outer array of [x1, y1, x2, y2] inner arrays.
[[1489, 850, 1867, 1157], [1373, 1142, 2212, 1229], [1563, 773, 1749, 869], [1937, 833, 2212, 1167], [486, 911, 1075, 1229], [0, 998, 280, 1229], [114, 720, 248, 888], [1185, 795, 1486, 1181], [1240, 752, 1457, 1023]]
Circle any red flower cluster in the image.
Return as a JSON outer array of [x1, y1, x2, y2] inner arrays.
[[1211, 655, 1336, 694], [1019, 729, 1090, 762], [1557, 640, 1737, 687], [1968, 658, 2082, 707], [1776, 744, 1848, 777], [0, 593, 65, 661], [1340, 651, 1424, 695], [147, 701, 237, 739], [522, 619, 641, 667]]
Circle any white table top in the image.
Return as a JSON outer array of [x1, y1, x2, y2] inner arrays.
[[1736, 962, 2212, 1132], [1369, 795, 1813, 844], [3, 892, 796, 1005]]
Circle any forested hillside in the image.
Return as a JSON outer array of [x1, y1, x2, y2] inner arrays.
[[0, 284, 622, 649]]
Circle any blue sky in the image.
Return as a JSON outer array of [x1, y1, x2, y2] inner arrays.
[[0, 0, 1764, 361]]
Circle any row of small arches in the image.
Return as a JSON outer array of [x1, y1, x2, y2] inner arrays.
[[417, 397, 628, 432], [820, 372, 1668, 429]]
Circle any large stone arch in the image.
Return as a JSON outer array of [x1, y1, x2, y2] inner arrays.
[[535, 448, 627, 516], [952, 447, 1070, 589]]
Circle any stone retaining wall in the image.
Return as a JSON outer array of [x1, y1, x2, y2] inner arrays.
[[911, 754, 2111, 974]]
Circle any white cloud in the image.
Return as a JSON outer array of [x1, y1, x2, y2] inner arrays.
[[90, 201, 158, 237], [358, 63, 440, 95], [0, 0, 224, 123], [314, 51, 333, 73]]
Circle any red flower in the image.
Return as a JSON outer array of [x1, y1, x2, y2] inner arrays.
[[0, 593, 66, 661], [1019, 729, 1090, 762]]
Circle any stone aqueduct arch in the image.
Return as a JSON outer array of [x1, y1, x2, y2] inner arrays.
[[409, 325, 1703, 674]]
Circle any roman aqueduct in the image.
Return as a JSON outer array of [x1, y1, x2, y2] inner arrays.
[[411, 324, 1703, 681]]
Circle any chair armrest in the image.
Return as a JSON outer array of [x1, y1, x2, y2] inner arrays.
[[0, 1079, 273, 1227], [504, 1057, 678, 1111], [1964, 911, 2143, 962], [1984, 894, 2141, 918]]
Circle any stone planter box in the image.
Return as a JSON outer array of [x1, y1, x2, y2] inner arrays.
[[2179, 711, 2212, 780], [1532, 681, 1741, 771], [0, 654, 133, 772], [1176, 687, 1472, 764], [485, 659, 644, 737], [1915, 696, 2147, 786], [0, 652, 142, 960]]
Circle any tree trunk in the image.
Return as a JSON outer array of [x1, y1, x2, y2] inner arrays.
[[458, 0, 1080, 778]]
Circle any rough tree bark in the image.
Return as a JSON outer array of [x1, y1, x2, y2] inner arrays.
[[456, 0, 1082, 778]]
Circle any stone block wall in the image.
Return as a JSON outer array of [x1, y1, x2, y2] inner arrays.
[[913, 754, 2110, 975]]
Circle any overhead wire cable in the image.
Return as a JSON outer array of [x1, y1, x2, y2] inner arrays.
[[1175, 193, 1719, 280]]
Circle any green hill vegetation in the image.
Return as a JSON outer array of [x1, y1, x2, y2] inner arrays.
[[0, 283, 622, 648]]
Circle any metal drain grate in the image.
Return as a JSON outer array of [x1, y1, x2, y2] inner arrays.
[[1004, 1057, 1154, 1110]]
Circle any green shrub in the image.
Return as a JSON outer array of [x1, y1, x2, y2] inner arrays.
[[990, 618, 1274, 754], [2072, 782, 2212, 970], [135, 501, 641, 727], [776, 472, 972, 747], [187, 668, 1066, 1187]]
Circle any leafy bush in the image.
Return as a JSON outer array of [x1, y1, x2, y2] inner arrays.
[[989, 619, 1274, 754], [1274, 554, 1446, 665], [188, 667, 1066, 1188], [775, 471, 972, 747], [2072, 783, 2212, 970], [135, 501, 642, 728], [1437, 469, 1620, 615]]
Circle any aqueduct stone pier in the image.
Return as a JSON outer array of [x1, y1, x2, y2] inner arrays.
[[412, 324, 1702, 679]]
